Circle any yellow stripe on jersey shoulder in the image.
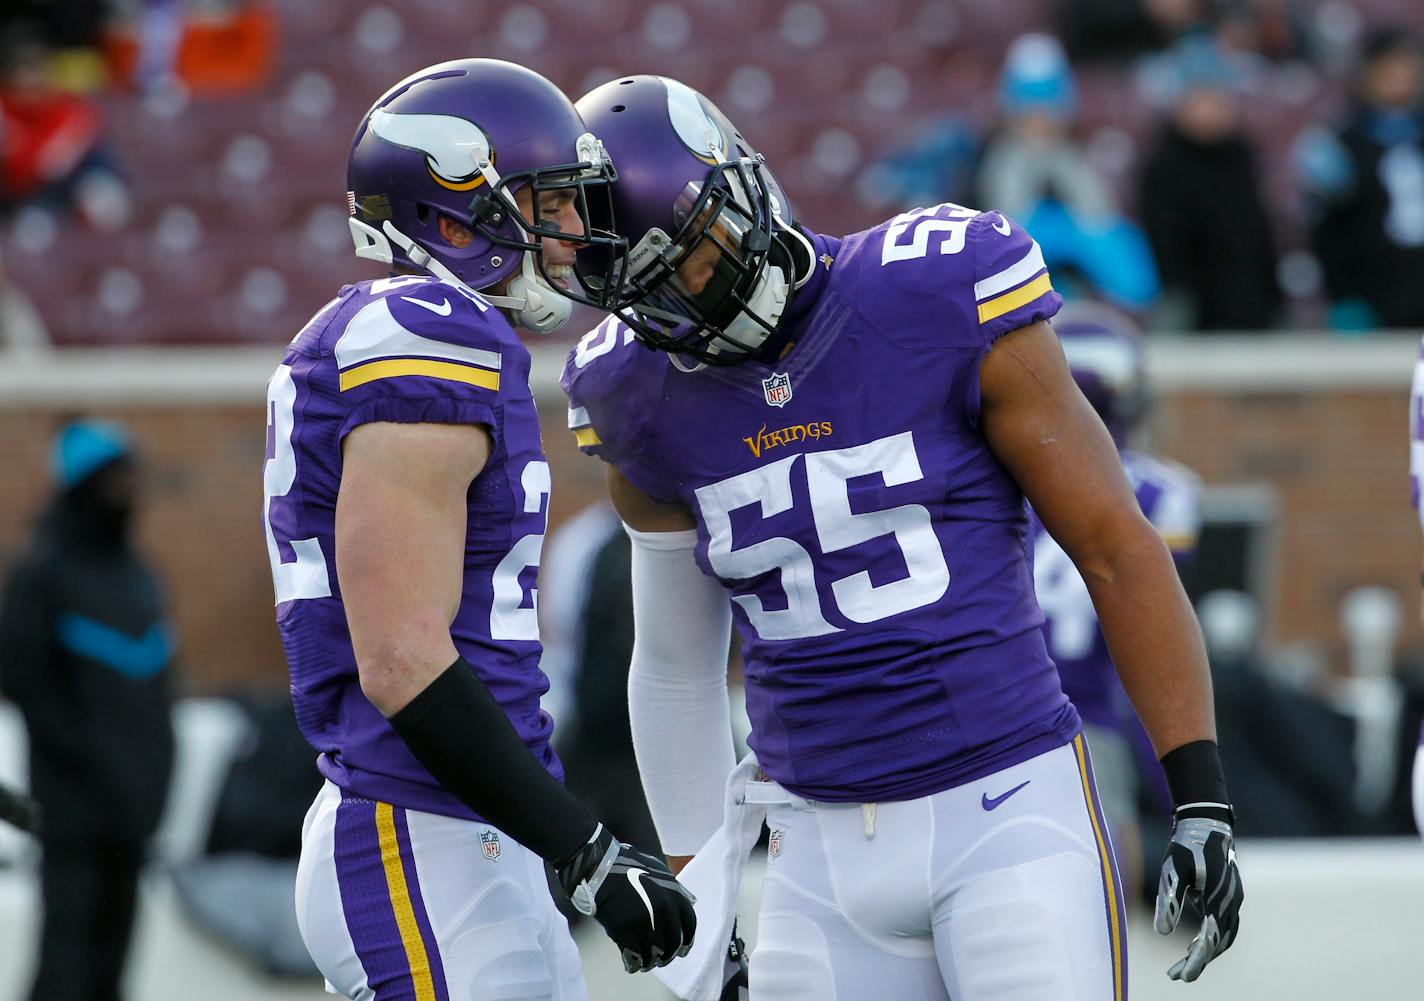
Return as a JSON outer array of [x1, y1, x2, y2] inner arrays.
[[977, 272, 1054, 325], [339, 358, 500, 393], [575, 426, 602, 447]]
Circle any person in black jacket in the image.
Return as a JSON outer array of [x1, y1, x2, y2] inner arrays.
[[0, 419, 175, 1001], [1297, 26, 1424, 331], [1138, 37, 1282, 331]]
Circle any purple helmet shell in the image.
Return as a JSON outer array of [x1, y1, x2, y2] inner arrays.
[[347, 58, 623, 303], [575, 75, 802, 364], [1052, 301, 1148, 444]]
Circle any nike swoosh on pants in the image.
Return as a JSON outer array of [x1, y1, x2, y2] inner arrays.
[[981, 779, 1031, 811]]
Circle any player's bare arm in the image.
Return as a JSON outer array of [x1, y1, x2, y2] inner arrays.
[[981, 319, 1243, 982], [979, 320, 1213, 756], [337, 420, 491, 715]]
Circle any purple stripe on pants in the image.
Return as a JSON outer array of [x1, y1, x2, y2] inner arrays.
[[333, 792, 420, 1000]]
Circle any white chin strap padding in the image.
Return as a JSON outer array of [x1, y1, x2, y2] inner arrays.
[[711, 262, 790, 356], [350, 217, 395, 265], [501, 254, 574, 335]]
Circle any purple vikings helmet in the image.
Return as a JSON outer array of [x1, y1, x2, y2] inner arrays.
[[1053, 302, 1148, 446], [347, 59, 626, 333], [574, 75, 813, 364]]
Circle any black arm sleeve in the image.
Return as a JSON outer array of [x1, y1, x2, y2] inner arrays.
[[389, 657, 599, 862]]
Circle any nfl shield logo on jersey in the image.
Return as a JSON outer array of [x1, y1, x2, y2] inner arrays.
[[768, 828, 784, 859], [480, 829, 502, 861], [762, 372, 793, 408]]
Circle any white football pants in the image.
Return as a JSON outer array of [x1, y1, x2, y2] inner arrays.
[[752, 735, 1127, 1001], [294, 781, 587, 1001]]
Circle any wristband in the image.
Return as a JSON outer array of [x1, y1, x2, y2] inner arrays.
[[389, 657, 598, 861], [1159, 739, 1231, 812]]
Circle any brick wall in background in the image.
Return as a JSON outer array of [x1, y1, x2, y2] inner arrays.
[[1152, 386, 1418, 667], [0, 385, 1415, 693]]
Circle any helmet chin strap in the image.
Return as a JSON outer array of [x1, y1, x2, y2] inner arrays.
[[497, 252, 574, 335], [351, 217, 573, 334]]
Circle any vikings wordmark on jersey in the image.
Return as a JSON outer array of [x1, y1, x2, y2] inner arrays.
[[563, 203, 1081, 804], [265, 274, 560, 819]]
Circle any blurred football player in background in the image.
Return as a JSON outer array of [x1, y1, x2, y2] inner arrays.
[[563, 76, 1243, 998], [0, 419, 175, 1001], [265, 59, 693, 1001], [1410, 332, 1424, 837], [1029, 303, 1202, 902]]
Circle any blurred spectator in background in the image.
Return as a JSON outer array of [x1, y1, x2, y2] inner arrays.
[[0, 28, 131, 229], [976, 33, 1159, 312], [0, 0, 110, 53], [855, 115, 979, 217], [103, 0, 278, 98], [1055, 0, 1209, 63], [0, 419, 176, 1001], [1138, 36, 1281, 331], [1296, 27, 1424, 331], [1029, 304, 1196, 906]]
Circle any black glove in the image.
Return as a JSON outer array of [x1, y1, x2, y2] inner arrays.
[[719, 921, 748, 1001], [555, 824, 697, 973], [1154, 804, 1244, 982]]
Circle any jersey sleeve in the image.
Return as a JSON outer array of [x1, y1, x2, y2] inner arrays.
[[560, 316, 681, 504], [855, 203, 1061, 353], [969, 209, 1063, 343], [332, 285, 505, 442]]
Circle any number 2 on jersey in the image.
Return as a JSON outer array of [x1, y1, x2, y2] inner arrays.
[[695, 430, 950, 640], [264, 365, 332, 604]]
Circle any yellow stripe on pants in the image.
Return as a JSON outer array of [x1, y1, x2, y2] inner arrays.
[[1073, 734, 1125, 1001], [375, 802, 438, 1001]]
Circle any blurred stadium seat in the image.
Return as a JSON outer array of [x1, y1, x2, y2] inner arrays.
[[10, 0, 1403, 344]]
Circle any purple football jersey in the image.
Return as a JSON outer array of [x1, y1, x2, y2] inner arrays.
[[1031, 451, 1201, 733], [563, 203, 1080, 803], [264, 274, 560, 820]]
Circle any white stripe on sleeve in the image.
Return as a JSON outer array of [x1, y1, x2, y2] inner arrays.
[[974, 242, 1048, 302]]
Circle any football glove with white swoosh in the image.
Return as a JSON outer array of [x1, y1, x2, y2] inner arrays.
[[1154, 803, 1244, 982], [555, 824, 698, 973]]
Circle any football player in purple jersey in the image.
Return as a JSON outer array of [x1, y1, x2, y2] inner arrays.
[[1410, 334, 1424, 838], [560, 76, 1244, 998], [1028, 303, 1202, 906], [265, 60, 694, 1001]]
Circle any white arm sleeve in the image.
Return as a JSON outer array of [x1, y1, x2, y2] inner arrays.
[[625, 524, 737, 856]]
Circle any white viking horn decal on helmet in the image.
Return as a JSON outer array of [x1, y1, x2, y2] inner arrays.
[[661, 77, 727, 164], [368, 110, 497, 190]]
